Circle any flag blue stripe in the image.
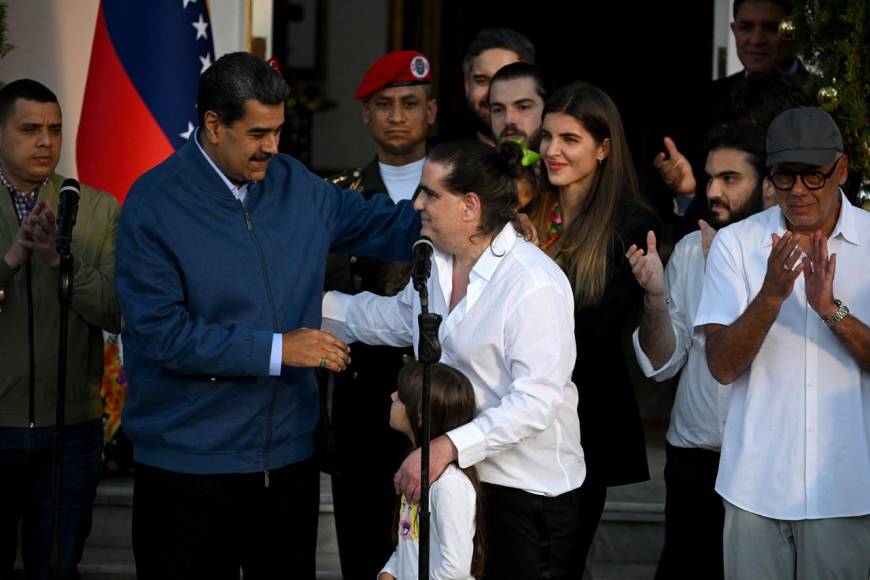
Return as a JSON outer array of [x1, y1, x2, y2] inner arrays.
[[102, 0, 214, 149]]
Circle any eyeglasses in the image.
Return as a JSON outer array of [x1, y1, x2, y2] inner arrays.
[[768, 157, 841, 191]]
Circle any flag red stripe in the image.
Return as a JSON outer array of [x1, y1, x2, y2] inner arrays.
[[76, 4, 174, 205]]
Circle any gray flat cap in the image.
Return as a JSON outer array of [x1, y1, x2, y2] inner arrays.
[[766, 106, 844, 166]]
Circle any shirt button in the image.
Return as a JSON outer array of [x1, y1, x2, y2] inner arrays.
[[401, 354, 414, 365], [209, 377, 217, 383], [807, 382, 814, 389], [350, 256, 358, 264], [807, 426, 815, 433]]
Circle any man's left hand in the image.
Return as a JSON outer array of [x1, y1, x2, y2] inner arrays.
[[394, 435, 457, 504], [802, 230, 838, 319], [20, 201, 59, 269]]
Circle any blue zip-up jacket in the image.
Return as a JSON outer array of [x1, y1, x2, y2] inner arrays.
[[116, 139, 420, 474]]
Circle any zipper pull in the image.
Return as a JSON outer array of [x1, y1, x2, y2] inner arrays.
[[244, 212, 253, 232], [264, 469, 270, 488]]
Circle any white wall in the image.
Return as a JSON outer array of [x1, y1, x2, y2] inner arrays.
[[0, 0, 247, 178], [713, 0, 742, 79], [310, 0, 389, 170], [0, 0, 100, 177]]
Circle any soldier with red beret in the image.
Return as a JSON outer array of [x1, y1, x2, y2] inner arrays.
[[322, 50, 437, 580]]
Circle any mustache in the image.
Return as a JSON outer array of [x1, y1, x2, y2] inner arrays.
[[500, 127, 526, 140], [250, 153, 273, 162]]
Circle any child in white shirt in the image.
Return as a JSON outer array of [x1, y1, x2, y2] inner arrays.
[[378, 362, 484, 580]]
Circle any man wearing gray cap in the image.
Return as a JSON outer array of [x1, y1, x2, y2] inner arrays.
[[696, 107, 870, 579]]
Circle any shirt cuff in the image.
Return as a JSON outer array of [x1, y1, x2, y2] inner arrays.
[[447, 421, 486, 469], [321, 291, 356, 344], [269, 333, 283, 376], [631, 327, 680, 379], [322, 291, 352, 322]]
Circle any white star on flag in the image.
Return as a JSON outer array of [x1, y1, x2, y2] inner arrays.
[[180, 122, 195, 140], [182, 0, 196, 8], [192, 14, 209, 40], [200, 53, 212, 73]]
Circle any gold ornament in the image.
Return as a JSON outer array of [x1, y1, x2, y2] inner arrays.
[[779, 18, 797, 41], [816, 86, 839, 110]]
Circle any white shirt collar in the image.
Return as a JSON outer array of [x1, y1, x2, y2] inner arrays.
[[194, 129, 250, 204]]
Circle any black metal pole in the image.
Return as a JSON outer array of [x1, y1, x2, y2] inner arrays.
[[50, 252, 73, 580], [414, 273, 441, 580]]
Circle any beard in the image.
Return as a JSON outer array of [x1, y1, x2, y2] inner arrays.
[[709, 189, 763, 227], [499, 126, 542, 148]]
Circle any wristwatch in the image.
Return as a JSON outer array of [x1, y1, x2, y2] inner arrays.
[[822, 299, 849, 328]]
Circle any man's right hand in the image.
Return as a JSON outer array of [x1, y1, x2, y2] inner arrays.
[[281, 328, 350, 371], [626, 230, 666, 299], [759, 232, 803, 305], [653, 137, 697, 195]]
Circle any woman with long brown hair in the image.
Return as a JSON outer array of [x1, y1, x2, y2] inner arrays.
[[538, 81, 661, 574]]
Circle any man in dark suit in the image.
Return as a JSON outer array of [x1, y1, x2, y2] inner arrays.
[[323, 50, 436, 580]]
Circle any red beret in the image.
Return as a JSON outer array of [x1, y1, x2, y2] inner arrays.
[[355, 50, 432, 100]]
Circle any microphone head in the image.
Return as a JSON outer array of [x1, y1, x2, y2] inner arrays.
[[59, 178, 81, 199], [412, 236, 434, 256]]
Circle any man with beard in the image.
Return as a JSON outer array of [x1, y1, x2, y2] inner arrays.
[[625, 124, 771, 580], [462, 28, 535, 146], [323, 50, 436, 580], [487, 62, 548, 147], [486, 62, 549, 213]]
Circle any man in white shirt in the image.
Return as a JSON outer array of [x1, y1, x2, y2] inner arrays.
[[697, 107, 870, 579], [627, 124, 770, 579], [324, 141, 585, 579], [322, 50, 437, 580]]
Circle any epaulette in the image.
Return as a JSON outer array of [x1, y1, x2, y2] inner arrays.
[[326, 168, 363, 191]]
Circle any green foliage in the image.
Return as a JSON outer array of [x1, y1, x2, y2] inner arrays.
[[795, 0, 869, 183]]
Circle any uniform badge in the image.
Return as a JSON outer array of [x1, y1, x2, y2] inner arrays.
[[410, 56, 430, 79]]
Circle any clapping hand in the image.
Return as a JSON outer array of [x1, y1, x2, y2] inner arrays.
[[759, 232, 803, 305], [801, 231, 838, 319]]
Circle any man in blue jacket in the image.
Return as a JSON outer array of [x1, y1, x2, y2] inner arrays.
[[115, 52, 420, 579]]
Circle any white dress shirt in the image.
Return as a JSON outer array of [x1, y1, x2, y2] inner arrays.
[[632, 230, 730, 451], [695, 194, 870, 520], [379, 464, 476, 580], [323, 222, 585, 496]]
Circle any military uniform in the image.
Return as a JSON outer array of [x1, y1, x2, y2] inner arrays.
[[321, 159, 416, 580]]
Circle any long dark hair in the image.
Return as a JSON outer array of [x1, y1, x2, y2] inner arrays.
[[427, 139, 524, 245], [396, 361, 486, 577], [542, 81, 641, 307]]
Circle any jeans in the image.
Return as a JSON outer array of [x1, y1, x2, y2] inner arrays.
[[0, 419, 103, 580]]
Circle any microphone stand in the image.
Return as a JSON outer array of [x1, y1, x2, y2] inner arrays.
[[50, 241, 74, 580], [414, 263, 441, 580]]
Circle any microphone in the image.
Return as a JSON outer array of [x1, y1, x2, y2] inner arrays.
[[56, 178, 80, 257], [412, 236, 434, 291]]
